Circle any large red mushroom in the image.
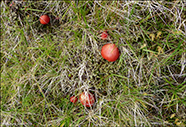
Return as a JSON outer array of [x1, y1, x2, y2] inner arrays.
[[101, 43, 120, 62]]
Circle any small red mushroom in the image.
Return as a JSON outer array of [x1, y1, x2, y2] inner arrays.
[[70, 96, 78, 103], [101, 43, 120, 62], [79, 92, 95, 107], [9, 1, 14, 7], [40, 15, 50, 25], [101, 31, 108, 40]]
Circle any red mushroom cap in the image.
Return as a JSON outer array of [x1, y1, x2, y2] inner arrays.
[[101, 31, 108, 40], [79, 92, 95, 107], [40, 15, 50, 25], [70, 96, 78, 103], [101, 43, 120, 62]]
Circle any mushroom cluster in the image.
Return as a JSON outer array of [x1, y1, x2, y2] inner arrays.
[[70, 31, 120, 107], [39, 14, 120, 107]]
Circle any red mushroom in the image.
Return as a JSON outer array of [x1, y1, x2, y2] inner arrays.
[[101, 31, 108, 40], [101, 43, 120, 62], [40, 15, 50, 25], [70, 96, 78, 103], [79, 92, 95, 107]]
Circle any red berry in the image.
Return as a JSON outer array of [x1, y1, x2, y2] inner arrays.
[[101, 31, 108, 40], [79, 92, 95, 107], [101, 43, 120, 62], [70, 96, 78, 103], [40, 15, 50, 25]]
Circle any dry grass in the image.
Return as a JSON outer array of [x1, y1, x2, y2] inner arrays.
[[1, 1, 186, 127]]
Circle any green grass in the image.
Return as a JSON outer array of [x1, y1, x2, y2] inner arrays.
[[1, 1, 186, 127]]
